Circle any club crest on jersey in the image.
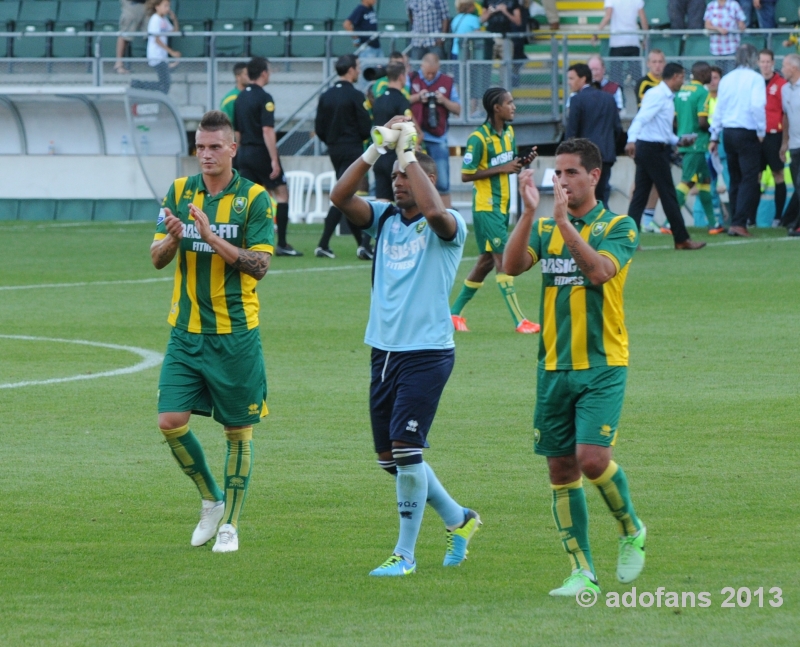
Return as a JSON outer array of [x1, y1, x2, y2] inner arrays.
[[156, 208, 166, 225], [463, 152, 473, 165], [233, 197, 248, 214], [416, 220, 427, 234], [592, 221, 608, 236]]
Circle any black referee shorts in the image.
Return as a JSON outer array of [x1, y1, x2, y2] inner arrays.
[[761, 132, 784, 175], [236, 145, 287, 190]]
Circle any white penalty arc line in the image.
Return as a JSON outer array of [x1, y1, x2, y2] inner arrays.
[[0, 335, 163, 389]]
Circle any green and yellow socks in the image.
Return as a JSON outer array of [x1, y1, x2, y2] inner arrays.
[[161, 425, 223, 502], [551, 479, 595, 577], [222, 427, 254, 529], [589, 461, 642, 537], [450, 279, 482, 316], [450, 274, 527, 327], [677, 182, 717, 229], [495, 273, 525, 327], [160, 424, 254, 530]]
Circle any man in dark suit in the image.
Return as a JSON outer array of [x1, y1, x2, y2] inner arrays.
[[566, 63, 622, 208]]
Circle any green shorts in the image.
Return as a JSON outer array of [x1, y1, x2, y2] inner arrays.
[[680, 151, 710, 185], [158, 327, 268, 426], [533, 364, 627, 456], [473, 211, 509, 254]]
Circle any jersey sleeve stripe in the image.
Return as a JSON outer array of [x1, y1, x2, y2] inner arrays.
[[153, 233, 167, 241], [248, 244, 274, 253], [527, 246, 538, 264], [603, 215, 628, 236], [598, 249, 621, 273]]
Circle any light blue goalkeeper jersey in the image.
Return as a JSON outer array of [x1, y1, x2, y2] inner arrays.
[[363, 201, 467, 351]]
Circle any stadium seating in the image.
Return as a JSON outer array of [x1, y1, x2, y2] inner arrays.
[[646, 0, 670, 28], [648, 33, 681, 57], [776, 0, 799, 26], [0, 1, 19, 58], [251, 1, 291, 58], [291, 0, 336, 57], [95, 0, 120, 58], [213, 0, 255, 56], [53, 1, 96, 58], [14, 1, 58, 58]]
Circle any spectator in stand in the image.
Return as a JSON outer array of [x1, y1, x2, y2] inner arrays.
[[541, 0, 560, 30], [738, 0, 755, 27], [668, 0, 706, 29], [480, 0, 525, 62], [219, 62, 248, 125], [406, 0, 450, 60], [758, 49, 787, 227], [754, 0, 778, 28], [596, 0, 648, 58], [344, 0, 382, 59], [409, 53, 461, 208], [704, 0, 747, 64], [131, 0, 180, 95], [779, 54, 800, 234], [450, 0, 482, 60], [566, 63, 622, 208], [709, 44, 767, 237], [116, 0, 147, 74], [588, 54, 624, 112]]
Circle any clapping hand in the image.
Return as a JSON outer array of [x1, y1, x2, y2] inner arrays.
[[518, 169, 540, 212], [552, 175, 569, 222]]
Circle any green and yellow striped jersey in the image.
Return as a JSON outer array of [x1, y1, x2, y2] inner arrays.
[[462, 122, 517, 215], [527, 204, 638, 370], [675, 80, 710, 153], [219, 87, 240, 126], [153, 170, 275, 335]]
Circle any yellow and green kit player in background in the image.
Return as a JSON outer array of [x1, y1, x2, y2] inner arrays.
[[150, 110, 274, 553], [674, 62, 724, 234], [451, 87, 540, 334], [219, 62, 249, 125], [504, 139, 646, 597]]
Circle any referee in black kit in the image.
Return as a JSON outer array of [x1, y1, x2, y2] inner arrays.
[[371, 61, 419, 201], [314, 54, 374, 260], [234, 56, 301, 256]]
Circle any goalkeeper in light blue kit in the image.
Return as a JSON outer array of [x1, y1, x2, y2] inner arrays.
[[330, 116, 481, 576]]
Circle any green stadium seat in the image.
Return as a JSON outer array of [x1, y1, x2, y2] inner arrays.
[[131, 200, 159, 221], [181, 0, 217, 22], [336, 0, 355, 22], [0, 1, 19, 57], [645, 0, 670, 28], [56, 200, 94, 221], [95, 1, 123, 57], [172, 21, 210, 57], [0, 199, 19, 221], [740, 34, 766, 51], [250, 20, 288, 57], [14, 1, 58, 58], [330, 33, 357, 56], [53, 1, 97, 58], [256, 0, 296, 21], [776, 0, 799, 26], [647, 34, 681, 57], [378, 1, 409, 23], [681, 35, 710, 58], [290, 24, 328, 57], [18, 200, 57, 221], [94, 200, 131, 221], [295, 0, 334, 22], [213, 0, 255, 56]]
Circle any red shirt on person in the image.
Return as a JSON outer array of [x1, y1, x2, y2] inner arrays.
[[766, 72, 787, 134]]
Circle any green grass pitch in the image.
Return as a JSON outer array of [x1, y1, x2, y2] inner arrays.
[[0, 221, 797, 646]]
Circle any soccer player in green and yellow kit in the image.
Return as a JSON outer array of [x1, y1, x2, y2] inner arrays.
[[150, 110, 274, 553], [451, 87, 540, 334], [219, 62, 249, 125], [675, 61, 724, 234], [504, 138, 646, 597]]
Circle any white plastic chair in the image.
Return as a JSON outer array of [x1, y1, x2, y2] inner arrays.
[[284, 170, 315, 224], [306, 171, 336, 224]]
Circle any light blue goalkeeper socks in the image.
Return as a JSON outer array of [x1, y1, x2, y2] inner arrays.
[[424, 461, 464, 529], [393, 448, 427, 563]]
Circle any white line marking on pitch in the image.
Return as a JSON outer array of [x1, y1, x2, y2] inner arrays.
[[0, 235, 795, 293], [0, 335, 163, 389]]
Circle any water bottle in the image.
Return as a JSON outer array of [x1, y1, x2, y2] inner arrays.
[[47, 141, 55, 155], [140, 133, 150, 156], [121, 135, 130, 155]]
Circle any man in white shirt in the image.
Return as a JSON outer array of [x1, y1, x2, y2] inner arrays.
[[779, 54, 800, 234], [709, 44, 767, 237], [625, 63, 706, 250], [597, 0, 648, 57]]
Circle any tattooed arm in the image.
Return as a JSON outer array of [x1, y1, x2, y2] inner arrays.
[[150, 210, 183, 269], [552, 180, 616, 286], [189, 204, 271, 280]]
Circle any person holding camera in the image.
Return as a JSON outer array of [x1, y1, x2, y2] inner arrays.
[[409, 53, 461, 208]]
